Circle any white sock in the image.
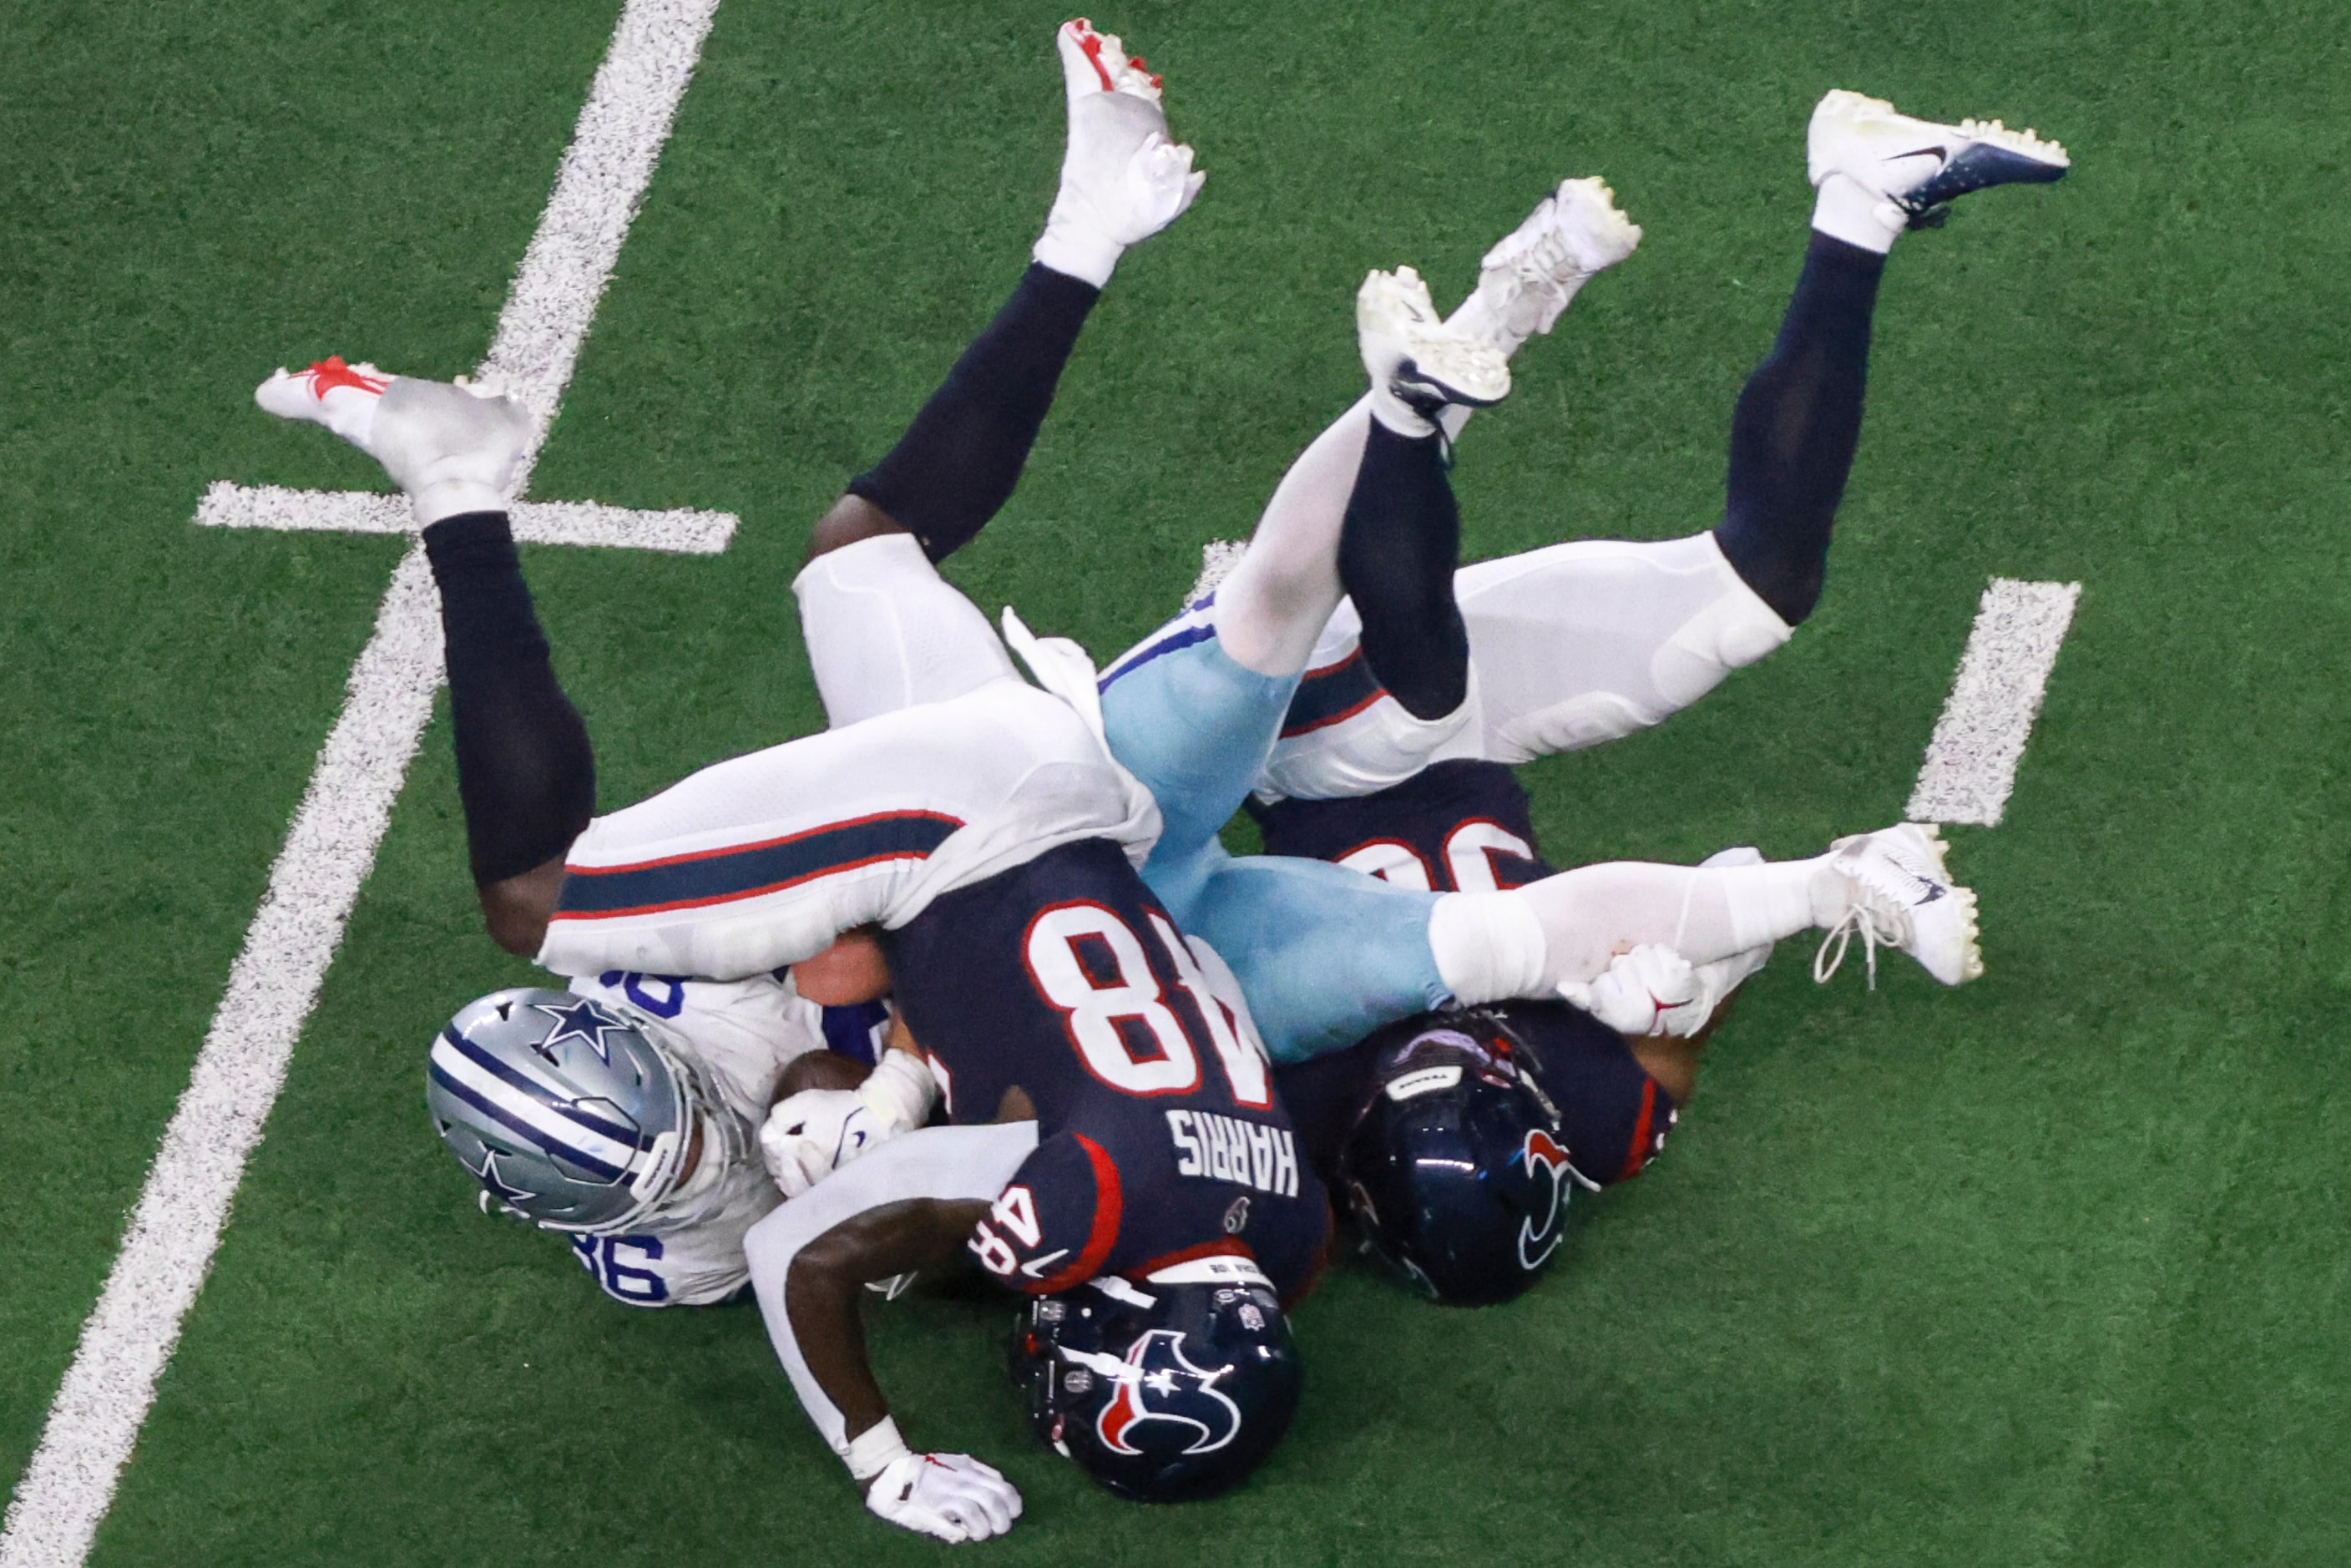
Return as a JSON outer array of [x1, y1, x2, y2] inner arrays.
[[1810, 174, 1902, 255], [1210, 403, 1368, 675], [1499, 854, 1841, 992]]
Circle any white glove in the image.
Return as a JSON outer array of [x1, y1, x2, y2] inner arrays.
[[1033, 19, 1205, 286], [862, 1450, 1023, 1543], [1560, 943, 1704, 1036], [760, 1089, 887, 1198], [761, 1049, 939, 1198], [1560, 938, 1776, 1039]]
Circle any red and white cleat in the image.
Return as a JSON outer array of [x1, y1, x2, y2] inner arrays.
[[1034, 18, 1205, 286], [255, 357, 530, 524]]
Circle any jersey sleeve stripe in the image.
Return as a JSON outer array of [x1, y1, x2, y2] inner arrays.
[[1277, 650, 1384, 738], [552, 811, 963, 920], [1027, 1132, 1124, 1293]]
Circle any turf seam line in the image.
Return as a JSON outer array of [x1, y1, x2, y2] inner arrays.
[[0, 3, 726, 1562], [1905, 577, 2082, 827]]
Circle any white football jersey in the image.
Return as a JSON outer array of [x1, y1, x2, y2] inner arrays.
[[537, 677, 1160, 983], [557, 969, 827, 1308]]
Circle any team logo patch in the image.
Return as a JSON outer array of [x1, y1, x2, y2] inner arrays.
[[1514, 1128, 1571, 1272], [1087, 1329, 1241, 1458]]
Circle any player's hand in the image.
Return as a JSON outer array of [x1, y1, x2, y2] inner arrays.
[[1559, 944, 1703, 1037], [862, 1451, 1023, 1543], [760, 1089, 892, 1198]]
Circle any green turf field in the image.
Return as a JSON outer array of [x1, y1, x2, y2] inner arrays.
[[6, 0, 2349, 1561]]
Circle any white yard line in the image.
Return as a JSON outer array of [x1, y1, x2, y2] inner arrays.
[[0, 2, 726, 1562], [1906, 578, 2082, 827], [0, 549, 442, 1568]]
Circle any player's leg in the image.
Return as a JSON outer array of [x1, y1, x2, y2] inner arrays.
[[255, 361, 586, 955], [797, 19, 1202, 728], [1099, 268, 1508, 918], [1270, 109, 2069, 797], [1195, 815, 1977, 1064]]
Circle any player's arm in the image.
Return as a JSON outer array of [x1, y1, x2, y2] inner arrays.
[[1560, 940, 1772, 1110], [1627, 994, 1737, 1106], [742, 1124, 1038, 1542], [786, 1198, 990, 1438], [761, 1013, 938, 1196]]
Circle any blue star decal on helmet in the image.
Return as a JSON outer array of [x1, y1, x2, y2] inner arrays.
[[463, 1144, 535, 1207], [530, 998, 629, 1065]]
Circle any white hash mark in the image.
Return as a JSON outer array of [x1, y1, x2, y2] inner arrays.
[[1906, 578, 2082, 827]]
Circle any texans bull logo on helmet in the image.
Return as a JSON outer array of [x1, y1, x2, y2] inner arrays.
[[1082, 1328, 1242, 1458], [1514, 1128, 1571, 1272]]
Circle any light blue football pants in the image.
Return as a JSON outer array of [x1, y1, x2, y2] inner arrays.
[[1098, 622, 1453, 1065]]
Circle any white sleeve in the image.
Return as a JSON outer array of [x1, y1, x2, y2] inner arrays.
[[742, 1123, 1039, 1455], [538, 682, 1156, 981]]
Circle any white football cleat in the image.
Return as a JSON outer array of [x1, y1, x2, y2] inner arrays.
[[1813, 822, 1983, 987], [1358, 266, 1510, 435], [1032, 18, 1205, 287], [1808, 89, 2069, 235], [1465, 176, 1641, 352], [255, 358, 530, 524]]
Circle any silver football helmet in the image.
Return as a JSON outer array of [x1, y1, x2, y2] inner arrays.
[[427, 987, 744, 1235]]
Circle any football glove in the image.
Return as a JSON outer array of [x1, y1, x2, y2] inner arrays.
[[760, 1089, 886, 1198], [862, 1451, 1023, 1544], [760, 1049, 939, 1198], [1560, 940, 1773, 1039]]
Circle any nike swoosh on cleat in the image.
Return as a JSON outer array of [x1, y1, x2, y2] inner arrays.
[[1890, 144, 1949, 165]]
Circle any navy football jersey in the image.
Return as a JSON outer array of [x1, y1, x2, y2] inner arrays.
[[1247, 758, 1550, 893], [882, 838, 1331, 1303], [1252, 758, 1675, 1186]]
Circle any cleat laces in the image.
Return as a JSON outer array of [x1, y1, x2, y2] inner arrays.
[[1813, 853, 1924, 989], [1813, 906, 1891, 989]]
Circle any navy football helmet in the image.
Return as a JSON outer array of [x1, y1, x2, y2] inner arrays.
[[1339, 1007, 1575, 1307], [426, 987, 743, 1235], [1010, 1253, 1302, 1503]]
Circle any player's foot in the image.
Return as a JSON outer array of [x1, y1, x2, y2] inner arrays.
[[255, 358, 530, 524], [1459, 176, 1641, 354], [1358, 266, 1510, 435], [1032, 18, 1205, 287], [1807, 89, 2068, 243], [1813, 822, 1983, 987]]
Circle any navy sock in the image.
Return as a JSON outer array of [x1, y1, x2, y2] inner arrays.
[[1338, 420, 1469, 721], [847, 263, 1101, 562], [421, 512, 596, 886], [1713, 231, 1887, 625]]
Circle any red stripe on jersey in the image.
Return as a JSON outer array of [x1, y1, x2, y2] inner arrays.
[[1027, 1134, 1124, 1293], [1620, 1076, 1660, 1182]]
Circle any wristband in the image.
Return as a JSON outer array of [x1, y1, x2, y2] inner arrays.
[[857, 1050, 938, 1133], [843, 1415, 914, 1483]]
